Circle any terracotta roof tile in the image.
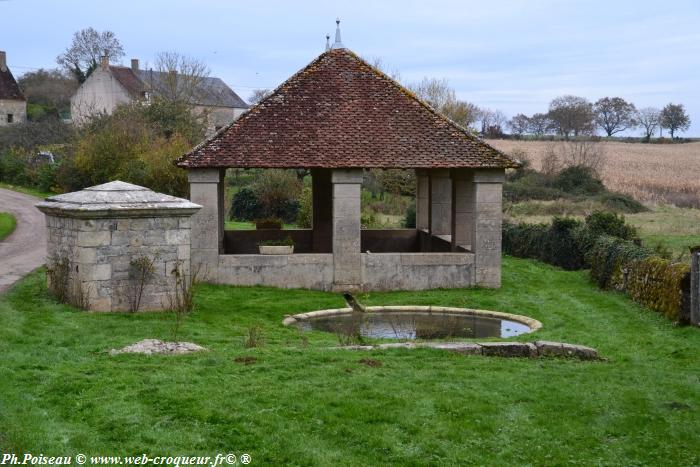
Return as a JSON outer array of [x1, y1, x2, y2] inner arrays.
[[177, 48, 518, 169]]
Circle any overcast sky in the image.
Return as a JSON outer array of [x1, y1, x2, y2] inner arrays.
[[2, 0, 698, 136]]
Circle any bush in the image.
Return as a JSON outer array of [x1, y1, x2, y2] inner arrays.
[[585, 210, 636, 241], [626, 258, 690, 323], [588, 235, 652, 289], [597, 192, 648, 213], [230, 187, 262, 221], [296, 187, 312, 228], [552, 165, 605, 196], [543, 217, 586, 270], [404, 203, 416, 228]]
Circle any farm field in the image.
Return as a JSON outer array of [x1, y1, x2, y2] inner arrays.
[[0, 259, 698, 465], [487, 140, 700, 207]]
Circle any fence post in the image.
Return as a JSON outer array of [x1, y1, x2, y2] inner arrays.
[[691, 250, 700, 326]]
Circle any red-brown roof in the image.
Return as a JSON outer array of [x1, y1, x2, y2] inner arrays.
[[0, 66, 25, 101], [177, 48, 517, 169], [109, 66, 145, 97]]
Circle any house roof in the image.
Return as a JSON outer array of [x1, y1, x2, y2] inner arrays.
[[136, 70, 249, 109], [110, 66, 145, 97], [177, 48, 518, 170], [0, 66, 25, 101], [108, 66, 248, 109]]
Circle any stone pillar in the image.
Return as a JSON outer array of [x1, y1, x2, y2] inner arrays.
[[691, 250, 700, 326], [312, 169, 333, 253], [429, 169, 452, 236], [331, 169, 362, 290], [415, 169, 429, 231], [471, 169, 505, 288], [451, 169, 474, 250], [188, 168, 225, 280]]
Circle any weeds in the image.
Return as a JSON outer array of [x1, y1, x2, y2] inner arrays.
[[128, 254, 157, 313]]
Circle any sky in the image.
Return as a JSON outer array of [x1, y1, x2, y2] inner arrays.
[[1, 0, 699, 136]]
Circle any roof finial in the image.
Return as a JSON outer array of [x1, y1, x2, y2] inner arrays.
[[325, 34, 331, 51], [332, 17, 345, 49]]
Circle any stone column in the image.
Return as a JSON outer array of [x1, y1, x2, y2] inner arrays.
[[691, 250, 700, 326], [429, 169, 452, 236], [451, 169, 474, 250], [312, 169, 333, 253], [331, 169, 362, 290], [188, 168, 225, 280], [471, 169, 505, 288], [415, 169, 429, 231]]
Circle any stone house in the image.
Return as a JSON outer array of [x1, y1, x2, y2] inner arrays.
[[176, 24, 518, 292], [70, 56, 248, 132], [0, 50, 27, 126]]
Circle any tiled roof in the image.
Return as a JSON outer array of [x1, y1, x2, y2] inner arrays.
[[0, 66, 25, 101], [177, 48, 518, 169], [136, 70, 249, 109], [110, 66, 145, 97], [107, 66, 248, 109]]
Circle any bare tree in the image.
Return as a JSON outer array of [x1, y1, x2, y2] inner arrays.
[[594, 97, 637, 137], [150, 52, 210, 104], [410, 78, 479, 129], [547, 95, 595, 138], [636, 107, 660, 143], [660, 103, 691, 138], [508, 113, 530, 137], [365, 56, 402, 82], [56, 27, 125, 83], [479, 108, 508, 138], [528, 113, 553, 136], [249, 89, 272, 105]]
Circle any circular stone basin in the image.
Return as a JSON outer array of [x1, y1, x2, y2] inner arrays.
[[283, 306, 541, 340]]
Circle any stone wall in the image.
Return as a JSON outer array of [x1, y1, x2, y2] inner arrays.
[[0, 99, 26, 126], [217, 254, 334, 290], [362, 252, 475, 290], [45, 215, 192, 311]]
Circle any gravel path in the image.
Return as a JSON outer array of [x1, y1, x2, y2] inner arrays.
[[0, 188, 46, 294]]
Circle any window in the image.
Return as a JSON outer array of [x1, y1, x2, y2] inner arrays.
[[7, 114, 13, 123]]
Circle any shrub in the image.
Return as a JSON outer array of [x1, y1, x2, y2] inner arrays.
[[584, 210, 636, 241], [588, 235, 652, 290], [552, 165, 605, 196], [626, 257, 690, 322], [230, 187, 262, 221], [251, 170, 302, 223], [597, 192, 648, 213], [404, 203, 416, 228], [502, 221, 550, 261], [542, 217, 585, 270], [296, 187, 312, 228]]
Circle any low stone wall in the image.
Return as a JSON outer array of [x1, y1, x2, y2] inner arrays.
[[217, 254, 334, 290], [213, 251, 475, 291], [362, 252, 475, 290]]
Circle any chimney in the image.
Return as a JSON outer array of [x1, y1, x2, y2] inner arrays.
[[101, 55, 109, 71], [131, 58, 139, 72], [0, 51, 7, 72]]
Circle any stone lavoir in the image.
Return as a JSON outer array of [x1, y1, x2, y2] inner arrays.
[[36, 181, 201, 311], [176, 21, 518, 292]]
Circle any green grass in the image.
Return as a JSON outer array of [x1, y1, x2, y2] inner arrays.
[[0, 182, 54, 199], [0, 212, 17, 241], [224, 221, 298, 230], [0, 257, 698, 465]]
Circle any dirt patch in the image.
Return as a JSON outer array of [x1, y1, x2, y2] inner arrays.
[[234, 356, 258, 365], [358, 358, 382, 367], [110, 339, 206, 355]]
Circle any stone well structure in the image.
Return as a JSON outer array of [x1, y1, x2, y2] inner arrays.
[[176, 24, 518, 292], [36, 181, 201, 311]]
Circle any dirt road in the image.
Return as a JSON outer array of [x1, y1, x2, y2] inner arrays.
[[0, 188, 46, 294]]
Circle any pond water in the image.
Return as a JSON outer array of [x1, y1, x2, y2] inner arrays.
[[292, 311, 532, 340]]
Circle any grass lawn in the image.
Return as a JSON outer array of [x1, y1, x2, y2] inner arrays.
[[224, 221, 298, 230], [0, 212, 17, 241], [0, 257, 698, 465], [0, 182, 54, 199]]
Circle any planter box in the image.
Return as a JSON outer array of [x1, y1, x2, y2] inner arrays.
[[259, 245, 294, 255]]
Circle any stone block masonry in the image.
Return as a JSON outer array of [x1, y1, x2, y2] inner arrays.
[[37, 181, 201, 312]]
